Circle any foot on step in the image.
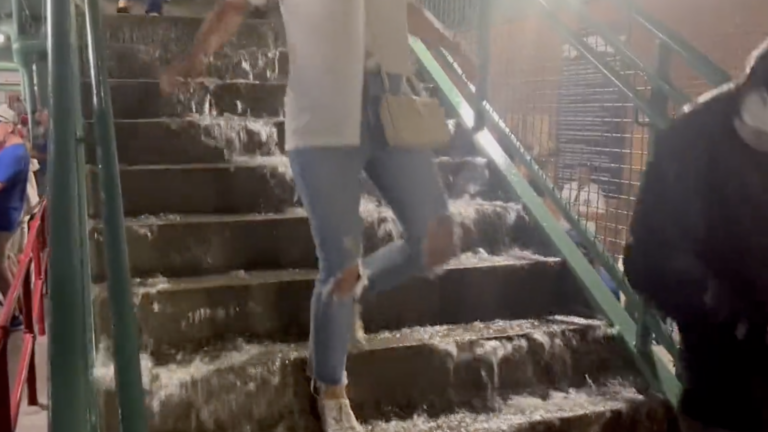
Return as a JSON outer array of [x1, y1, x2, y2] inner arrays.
[[318, 395, 363, 432]]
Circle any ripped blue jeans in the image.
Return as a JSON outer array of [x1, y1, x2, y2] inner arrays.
[[288, 73, 452, 387]]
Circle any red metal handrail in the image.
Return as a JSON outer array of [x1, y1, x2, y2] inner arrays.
[[0, 201, 48, 431]]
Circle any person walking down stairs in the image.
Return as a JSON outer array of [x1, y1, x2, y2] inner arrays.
[[116, 0, 163, 16], [160, 0, 468, 430]]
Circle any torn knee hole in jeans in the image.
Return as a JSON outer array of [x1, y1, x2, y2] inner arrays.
[[423, 214, 459, 273], [323, 260, 369, 300]]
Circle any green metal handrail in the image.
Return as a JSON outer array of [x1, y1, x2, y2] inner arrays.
[[433, 43, 679, 361], [45, 0, 149, 431], [612, 0, 731, 88], [554, 0, 691, 107], [534, 0, 671, 129], [410, 36, 682, 403]]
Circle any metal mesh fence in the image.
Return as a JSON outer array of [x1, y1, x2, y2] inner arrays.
[[418, 0, 762, 266]]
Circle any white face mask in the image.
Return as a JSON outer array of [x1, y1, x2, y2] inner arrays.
[[736, 88, 768, 152]]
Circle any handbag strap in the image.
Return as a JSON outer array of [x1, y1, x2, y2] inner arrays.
[[379, 69, 426, 97]]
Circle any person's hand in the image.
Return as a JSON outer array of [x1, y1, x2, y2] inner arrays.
[[159, 55, 206, 95]]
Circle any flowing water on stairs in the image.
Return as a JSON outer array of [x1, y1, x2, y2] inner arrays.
[[86, 8, 677, 432]]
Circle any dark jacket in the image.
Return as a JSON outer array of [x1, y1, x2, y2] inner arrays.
[[623, 84, 768, 328]]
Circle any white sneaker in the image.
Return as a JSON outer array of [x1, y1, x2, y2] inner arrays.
[[318, 397, 363, 432]]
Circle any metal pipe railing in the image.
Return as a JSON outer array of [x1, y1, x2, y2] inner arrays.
[[557, 0, 691, 107], [0, 204, 48, 430], [534, 0, 671, 129], [613, 0, 731, 87], [81, 0, 149, 430], [411, 36, 682, 403]]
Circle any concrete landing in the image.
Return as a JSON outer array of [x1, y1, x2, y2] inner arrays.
[[12, 332, 48, 432]]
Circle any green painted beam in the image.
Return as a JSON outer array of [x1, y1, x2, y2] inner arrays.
[[556, 0, 691, 107], [533, 0, 670, 129], [82, 0, 150, 428], [432, 45, 680, 362], [613, 0, 731, 87], [410, 36, 681, 404]]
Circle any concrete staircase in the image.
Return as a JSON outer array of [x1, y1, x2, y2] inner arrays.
[[87, 13, 677, 432]]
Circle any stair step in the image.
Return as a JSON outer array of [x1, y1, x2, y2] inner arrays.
[[85, 117, 469, 167], [86, 117, 286, 165], [93, 258, 590, 357], [89, 200, 545, 280], [83, 80, 285, 120], [101, 43, 289, 81], [364, 386, 673, 432], [88, 157, 493, 216], [99, 15, 282, 52], [96, 318, 651, 432]]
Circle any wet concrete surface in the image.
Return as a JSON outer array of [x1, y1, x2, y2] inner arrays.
[[95, 318, 663, 432], [362, 385, 675, 432], [85, 117, 286, 165], [92, 258, 590, 357], [89, 199, 548, 280], [101, 43, 289, 81], [11, 333, 49, 432], [98, 14, 282, 50], [83, 80, 286, 120], [87, 156, 493, 216], [84, 5, 676, 431]]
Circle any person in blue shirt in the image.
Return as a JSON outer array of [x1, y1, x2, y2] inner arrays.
[[0, 104, 30, 331]]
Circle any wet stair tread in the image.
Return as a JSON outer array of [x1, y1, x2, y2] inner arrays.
[[103, 198, 527, 227], [90, 156, 496, 216], [363, 384, 670, 431], [98, 319, 651, 431], [147, 317, 610, 370], [89, 203, 548, 280], [122, 253, 557, 293], [93, 255, 579, 354], [84, 79, 287, 120]]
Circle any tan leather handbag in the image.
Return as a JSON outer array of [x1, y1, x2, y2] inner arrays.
[[379, 73, 452, 150]]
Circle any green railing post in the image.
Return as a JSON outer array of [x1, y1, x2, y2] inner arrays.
[[83, 0, 150, 429], [472, 0, 490, 132], [647, 41, 671, 161], [34, 61, 49, 110], [21, 62, 36, 131], [412, 37, 681, 404], [69, 2, 101, 430], [613, 0, 731, 87], [47, 0, 91, 430]]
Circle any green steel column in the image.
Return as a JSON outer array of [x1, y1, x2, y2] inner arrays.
[[34, 61, 50, 110], [472, 0, 489, 132], [21, 63, 36, 132], [47, 0, 90, 430], [83, 0, 149, 429], [647, 41, 671, 162]]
